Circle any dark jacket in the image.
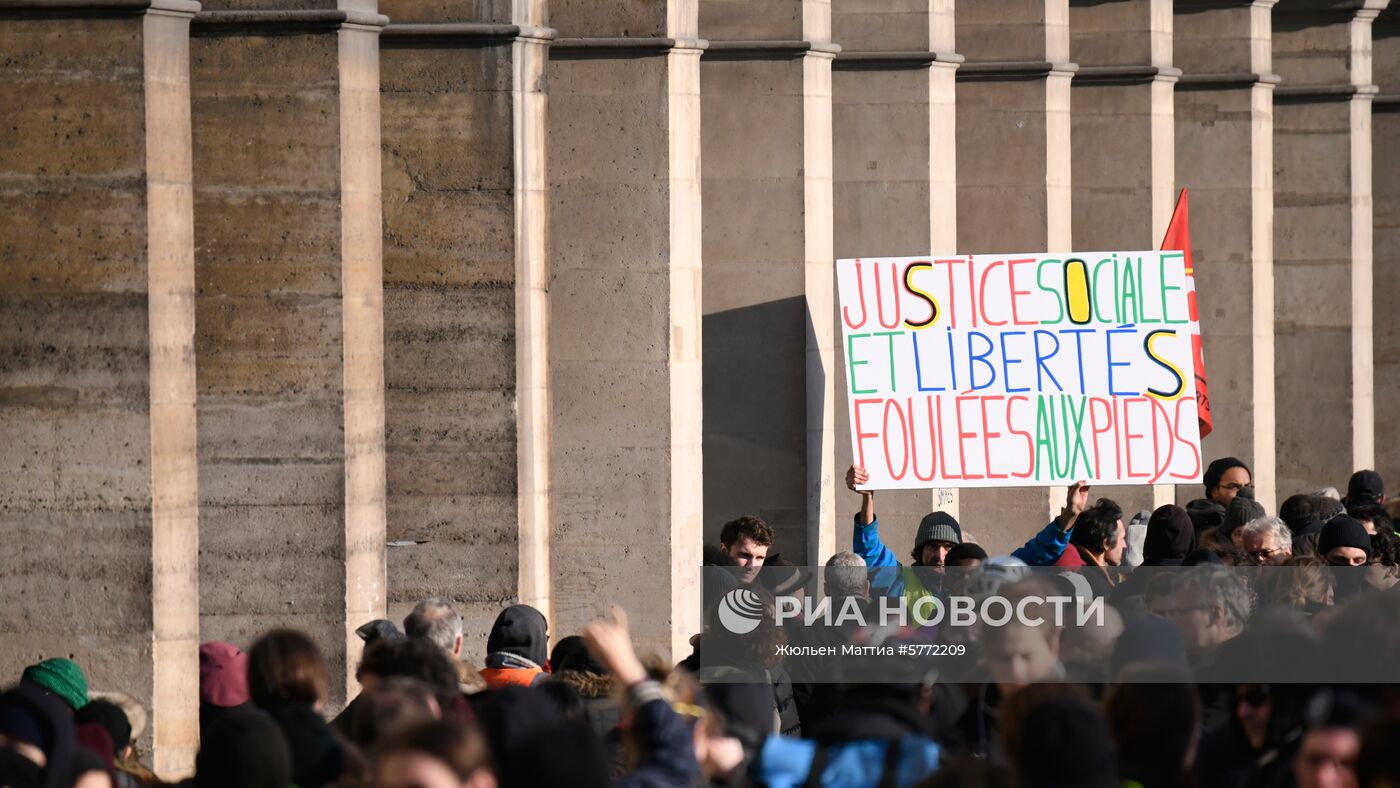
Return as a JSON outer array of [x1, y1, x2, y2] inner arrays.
[[262, 703, 344, 788], [1193, 714, 1299, 788], [1055, 545, 1118, 598], [0, 684, 78, 788], [682, 636, 799, 738], [552, 669, 621, 739], [615, 681, 700, 788], [769, 662, 801, 738]]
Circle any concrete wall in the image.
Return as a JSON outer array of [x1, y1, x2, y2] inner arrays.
[[1377, 9, 1400, 489], [1173, 0, 1277, 509], [190, 8, 387, 708], [1272, 1, 1385, 497], [378, 24, 522, 652], [699, 0, 836, 567], [548, 13, 704, 659], [0, 4, 201, 773], [831, 0, 961, 558]]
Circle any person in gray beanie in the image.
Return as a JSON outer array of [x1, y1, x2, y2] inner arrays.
[[1221, 490, 1266, 548]]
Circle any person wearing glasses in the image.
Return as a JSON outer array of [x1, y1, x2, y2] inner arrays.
[[1184, 457, 1253, 537], [1203, 456, 1254, 507], [1239, 517, 1294, 566], [1162, 566, 1252, 670]]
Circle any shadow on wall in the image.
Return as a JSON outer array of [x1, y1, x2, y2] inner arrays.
[[702, 296, 810, 558]]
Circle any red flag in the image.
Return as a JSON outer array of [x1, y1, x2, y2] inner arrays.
[[1160, 189, 1212, 438]]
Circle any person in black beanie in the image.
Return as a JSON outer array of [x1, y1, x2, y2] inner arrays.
[[1203, 457, 1253, 506], [1279, 494, 1328, 557], [1318, 515, 1372, 567]]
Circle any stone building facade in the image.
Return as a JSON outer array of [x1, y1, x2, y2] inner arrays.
[[1, 0, 1396, 773]]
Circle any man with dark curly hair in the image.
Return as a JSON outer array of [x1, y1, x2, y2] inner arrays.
[[719, 515, 774, 583]]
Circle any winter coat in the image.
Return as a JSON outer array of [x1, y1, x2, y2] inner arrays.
[[552, 670, 621, 738], [1054, 545, 1117, 597], [851, 514, 937, 604], [683, 636, 800, 738], [614, 681, 700, 788], [262, 703, 344, 788], [1010, 521, 1073, 566]]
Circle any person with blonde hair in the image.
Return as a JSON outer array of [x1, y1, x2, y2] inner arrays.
[[1254, 556, 1334, 613]]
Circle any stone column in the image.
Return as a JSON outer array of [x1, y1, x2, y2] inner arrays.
[[548, 8, 704, 659], [699, 1, 836, 567], [1376, 8, 1400, 488], [1272, 0, 1387, 497], [1070, 0, 1179, 515], [1173, 0, 1278, 509], [954, 0, 1076, 552], [377, 5, 553, 646], [830, 3, 963, 554], [0, 1, 201, 774], [190, 4, 387, 706]]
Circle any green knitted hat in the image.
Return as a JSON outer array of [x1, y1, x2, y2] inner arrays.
[[22, 657, 89, 710]]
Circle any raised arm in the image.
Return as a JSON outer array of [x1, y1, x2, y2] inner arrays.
[[846, 465, 898, 569], [1010, 481, 1090, 565], [587, 607, 700, 788]]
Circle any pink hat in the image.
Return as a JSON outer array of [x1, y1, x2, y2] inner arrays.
[[199, 641, 249, 707]]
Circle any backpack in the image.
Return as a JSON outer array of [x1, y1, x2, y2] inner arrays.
[[753, 734, 942, 788]]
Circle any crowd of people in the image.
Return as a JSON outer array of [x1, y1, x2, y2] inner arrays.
[[4, 459, 1400, 787]]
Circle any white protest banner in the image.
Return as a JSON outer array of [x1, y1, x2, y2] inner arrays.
[[838, 253, 1203, 489]]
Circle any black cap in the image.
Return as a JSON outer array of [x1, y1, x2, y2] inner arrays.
[[1347, 470, 1384, 503], [946, 543, 988, 565]]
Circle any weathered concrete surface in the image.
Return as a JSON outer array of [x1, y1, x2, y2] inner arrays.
[[549, 32, 704, 659], [700, 57, 809, 559], [699, 0, 836, 568], [1272, 2, 1385, 497], [380, 39, 519, 652], [831, 2, 962, 556], [1173, 1, 1277, 509], [1070, 0, 1177, 516], [548, 0, 669, 39], [1375, 11, 1400, 489], [379, 0, 514, 24], [0, 7, 200, 775], [955, 0, 1073, 554], [191, 19, 387, 708]]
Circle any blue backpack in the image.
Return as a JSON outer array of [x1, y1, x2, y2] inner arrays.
[[753, 734, 942, 788]]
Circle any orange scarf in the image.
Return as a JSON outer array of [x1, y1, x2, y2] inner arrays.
[[479, 666, 543, 689]]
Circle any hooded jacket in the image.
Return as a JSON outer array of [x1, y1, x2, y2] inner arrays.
[[481, 604, 549, 689], [1113, 505, 1196, 604], [0, 684, 78, 788]]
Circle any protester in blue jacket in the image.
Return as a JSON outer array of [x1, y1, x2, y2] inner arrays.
[[845, 466, 1092, 602]]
